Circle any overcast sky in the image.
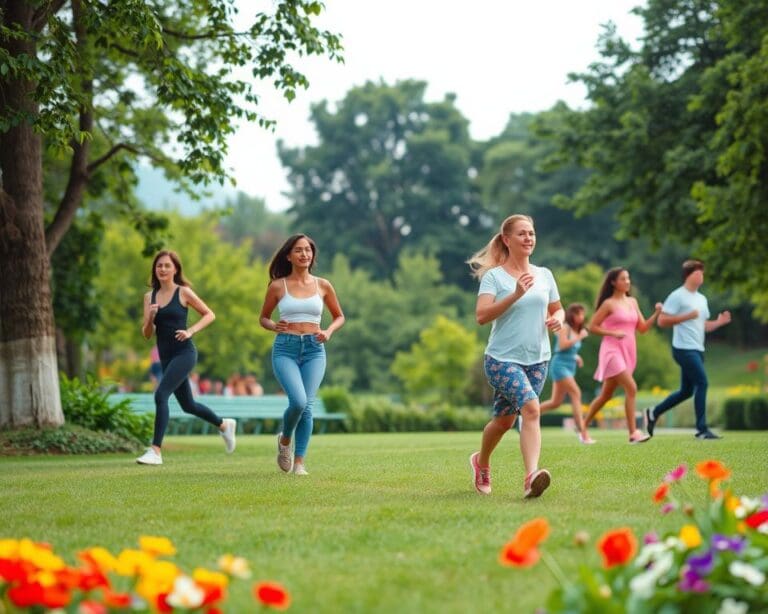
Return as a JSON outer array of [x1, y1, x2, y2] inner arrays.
[[227, 1, 646, 211]]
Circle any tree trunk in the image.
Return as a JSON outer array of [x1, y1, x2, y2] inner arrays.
[[0, 1, 63, 428]]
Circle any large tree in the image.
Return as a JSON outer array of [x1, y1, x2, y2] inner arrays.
[[279, 80, 490, 288], [539, 0, 768, 318], [0, 0, 341, 427]]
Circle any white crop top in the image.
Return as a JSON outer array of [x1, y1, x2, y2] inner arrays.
[[277, 278, 323, 324]]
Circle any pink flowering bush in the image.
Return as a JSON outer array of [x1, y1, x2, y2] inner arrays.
[[501, 459, 768, 613], [0, 536, 290, 612]]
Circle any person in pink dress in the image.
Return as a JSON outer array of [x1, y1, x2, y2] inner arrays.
[[583, 267, 662, 443]]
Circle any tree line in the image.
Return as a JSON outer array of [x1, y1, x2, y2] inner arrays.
[[2, 0, 767, 427]]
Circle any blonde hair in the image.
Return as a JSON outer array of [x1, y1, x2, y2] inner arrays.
[[467, 214, 534, 279]]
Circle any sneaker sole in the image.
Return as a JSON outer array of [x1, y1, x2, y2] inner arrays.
[[524, 470, 551, 498]]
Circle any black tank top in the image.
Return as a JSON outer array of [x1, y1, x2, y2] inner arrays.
[[152, 287, 193, 359]]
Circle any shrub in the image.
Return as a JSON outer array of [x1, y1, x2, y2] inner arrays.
[[59, 373, 152, 443], [722, 397, 748, 430], [0, 425, 142, 455], [320, 385, 353, 413], [745, 396, 768, 430]]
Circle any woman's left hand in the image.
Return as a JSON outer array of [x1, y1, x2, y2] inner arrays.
[[175, 329, 193, 341], [315, 329, 332, 343]]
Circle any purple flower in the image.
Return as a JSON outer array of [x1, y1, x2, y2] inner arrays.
[[678, 567, 710, 592], [711, 534, 746, 554], [643, 532, 660, 545], [661, 502, 676, 515], [686, 549, 714, 576]]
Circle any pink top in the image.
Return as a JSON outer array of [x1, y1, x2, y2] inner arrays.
[[593, 306, 638, 381]]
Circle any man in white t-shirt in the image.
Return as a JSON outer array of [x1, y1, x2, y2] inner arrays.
[[644, 260, 731, 439]]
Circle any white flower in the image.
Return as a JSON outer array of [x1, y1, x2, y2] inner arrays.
[[717, 597, 749, 614], [634, 543, 669, 568], [218, 554, 252, 579], [729, 561, 766, 586], [166, 575, 205, 609], [629, 552, 674, 599]]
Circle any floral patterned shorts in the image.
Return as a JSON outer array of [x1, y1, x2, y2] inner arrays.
[[484, 355, 549, 417]]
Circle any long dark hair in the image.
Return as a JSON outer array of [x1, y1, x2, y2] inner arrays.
[[565, 303, 586, 332], [595, 267, 629, 310], [149, 250, 191, 291], [268, 234, 317, 280]]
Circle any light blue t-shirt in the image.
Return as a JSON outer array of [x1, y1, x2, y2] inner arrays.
[[478, 265, 560, 364], [662, 286, 710, 351]]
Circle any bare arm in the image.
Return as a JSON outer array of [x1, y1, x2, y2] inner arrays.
[[636, 300, 663, 333], [658, 310, 698, 328], [588, 301, 622, 338], [705, 310, 731, 332], [316, 278, 345, 342], [176, 287, 215, 340], [557, 323, 587, 350], [142, 292, 158, 340], [475, 272, 532, 325], [259, 282, 284, 333], [546, 301, 564, 333]]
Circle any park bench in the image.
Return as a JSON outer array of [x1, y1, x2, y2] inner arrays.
[[108, 393, 346, 435]]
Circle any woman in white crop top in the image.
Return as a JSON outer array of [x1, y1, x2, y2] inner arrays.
[[259, 234, 345, 475]]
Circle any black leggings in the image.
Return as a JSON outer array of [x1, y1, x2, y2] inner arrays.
[[153, 349, 222, 447]]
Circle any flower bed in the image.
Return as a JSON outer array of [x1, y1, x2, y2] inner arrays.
[[0, 536, 290, 612], [500, 459, 768, 612]]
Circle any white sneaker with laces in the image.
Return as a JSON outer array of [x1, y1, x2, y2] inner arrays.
[[293, 463, 309, 476], [220, 418, 236, 453], [136, 448, 162, 465], [276, 432, 294, 472]]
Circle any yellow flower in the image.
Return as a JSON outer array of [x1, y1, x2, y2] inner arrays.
[[139, 535, 177, 557], [193, 567, 229, 588], [679, 525, 702, 549], [18, 539, 65, 571], [115, 549, 154, 577], [726, 495, 741, 513], [0, 538, 20, 558], [80, 546, 118, 573], [135, 560, 180, 603], [218, 554, 252, 579]]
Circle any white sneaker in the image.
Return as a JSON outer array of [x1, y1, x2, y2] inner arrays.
[[220, 419, 236, 454], [293, 463, 309, 476], [136, 448, 162, 465], [276, 433, 293, 473]]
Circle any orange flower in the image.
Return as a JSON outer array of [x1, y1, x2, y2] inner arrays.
[[498, 518, 550, 568], [695, 460, 730, 481], [652, 483, 669, 503], [597, 528, 637, 569], [253, 581, 291, 610]]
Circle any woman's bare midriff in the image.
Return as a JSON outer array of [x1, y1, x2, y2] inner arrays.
[[283, 322, 321, 334]]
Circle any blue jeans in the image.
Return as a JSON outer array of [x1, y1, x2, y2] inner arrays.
[[271, 333, 326, 458], [653, 348, 708, 433]]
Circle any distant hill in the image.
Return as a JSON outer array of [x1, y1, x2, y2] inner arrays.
[[134, 165, 238, 214]]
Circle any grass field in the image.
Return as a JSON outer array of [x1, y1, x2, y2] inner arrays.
[[2, 431, 767, 613]]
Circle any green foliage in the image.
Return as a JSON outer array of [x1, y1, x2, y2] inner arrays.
[[745, 396, 768, 429], [59, 373, 152, 443], [324, 252, 474, 392], [539, 0, 768, 319], [0, 425, 143, 455], [279, 80, 489, 288], [216, 192, 293, 261], [319, 386, 353, 414], [392, 315, 483, 405], [723, 397, 749, 430]]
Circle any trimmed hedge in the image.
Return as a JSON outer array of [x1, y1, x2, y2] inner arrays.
[[723, 395, 768, 431]]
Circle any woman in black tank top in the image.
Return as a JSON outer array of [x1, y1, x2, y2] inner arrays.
[[136, 250, 236, 465]]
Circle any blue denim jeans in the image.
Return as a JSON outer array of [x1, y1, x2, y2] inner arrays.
[[271, 333, 327, 458], [653, 348, 708, 433]]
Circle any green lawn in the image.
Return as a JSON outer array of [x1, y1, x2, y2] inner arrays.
[[2, 431, 767, 613]]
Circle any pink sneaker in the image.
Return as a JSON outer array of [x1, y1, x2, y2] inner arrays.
[[629, 430, 651, 444], [578, 433, 596, 445], [524, 469, 551, 499], [469, 452, 491, 495]]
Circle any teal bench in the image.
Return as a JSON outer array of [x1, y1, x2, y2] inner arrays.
[[108, 393, 346, 435]]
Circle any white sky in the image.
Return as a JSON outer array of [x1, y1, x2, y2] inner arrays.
[[227, 1, 646, 211]]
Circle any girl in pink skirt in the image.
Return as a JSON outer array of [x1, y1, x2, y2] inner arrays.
[[583, 268, 662, 443]]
